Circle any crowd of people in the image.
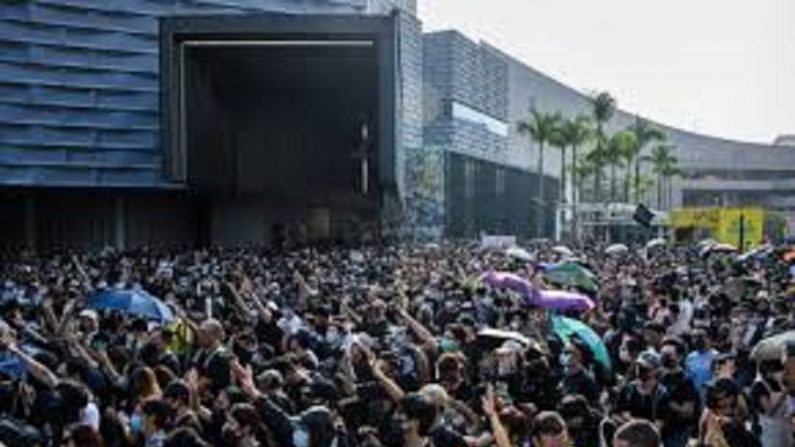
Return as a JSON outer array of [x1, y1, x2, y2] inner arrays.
[[0, 239, 792, 447]]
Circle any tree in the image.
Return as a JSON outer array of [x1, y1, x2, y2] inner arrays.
[[627, 117, 665, 203], [588, 92, 616, 203], [556, 116, 593, 240], [645, 143, 680, 209], [605, 131, 635, 203], [518, 108, 562, 238]]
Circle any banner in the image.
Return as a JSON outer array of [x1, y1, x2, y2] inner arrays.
[[480, 234, 517, 249]]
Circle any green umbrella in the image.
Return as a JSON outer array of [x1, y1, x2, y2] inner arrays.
[[551, 315, 611, 373], [542, 262, 599, 292]]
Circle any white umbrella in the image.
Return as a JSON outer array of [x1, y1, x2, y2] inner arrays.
[[505, 246, 535, 262], [751, 330, 795, 362], [711, 243, 738, 253], [477, 328, 541, 351], [645, 238, 666, 249], [552, 245, 574, 258], [737, 244, 773, 262], [697, 239, 718, 249], [700, 242, 737, 258], [605, 244, 629, 255]]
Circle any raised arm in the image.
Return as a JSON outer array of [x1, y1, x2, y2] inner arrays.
[[482, 385, 511, 447], [397, 307, 438, 355], [367, 348, 406, 403], [5, 335, 59, 388]]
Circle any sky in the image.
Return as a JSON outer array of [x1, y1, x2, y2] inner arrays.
[[417, 0, 795, 144]]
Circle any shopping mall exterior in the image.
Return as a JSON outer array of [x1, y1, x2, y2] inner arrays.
[[0, 0, 793, 247]]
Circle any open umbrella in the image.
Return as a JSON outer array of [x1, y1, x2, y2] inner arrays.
[[87, 289, 174, 323], [605, 244, 628, 255], [505, 246, 535, 262], [481, 271, 536, 300], [551, 315, 611, 373], [552, 245, 574, 258], [535, 290, 595, 312], [700, 242, 737, 258], [542, 262, 599, 293], [737, 244, 773, 262], [646, 238, 666, 249], [478, 328, 538, 349], [751, 330, 795, 362], [698, 238, 718, 248]]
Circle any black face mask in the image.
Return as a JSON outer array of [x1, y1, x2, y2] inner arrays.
[[636, 366, 654, 381], [235, 347, 256, 365], [660, 353, 678, 369]]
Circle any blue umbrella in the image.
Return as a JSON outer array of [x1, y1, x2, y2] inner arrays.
[[551, 315, 611, 374], [87, 289, 174, 323]]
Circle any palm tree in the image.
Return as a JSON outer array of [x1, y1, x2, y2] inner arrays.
[[627, 117, 665, 202], [605, 131, 634, 202], [574, 157, 597, 202], [645, 143, 680, 209], [588, 92, 616, 202], [557, 116, 593, 239], [618, 132, 640, 202], [518, 108, 562, 238]]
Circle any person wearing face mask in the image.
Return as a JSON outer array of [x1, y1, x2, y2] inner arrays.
[[612, 352, 667, 431], [750, 359, 792, 447], [560, 339, 600, 406], [617, 335, 642, 383], [685, 329, 717, 399], [657, 338, 699, 447]]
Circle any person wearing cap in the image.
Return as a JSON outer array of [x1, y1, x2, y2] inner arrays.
[[77, 309, 100, 345], [612, 352, 667, 430]]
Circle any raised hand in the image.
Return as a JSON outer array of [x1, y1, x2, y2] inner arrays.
[[482, 383, 497, 417]]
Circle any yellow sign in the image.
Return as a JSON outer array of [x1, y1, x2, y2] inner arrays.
[[669, 208, 720, 228], [670, 207, 764, 249]]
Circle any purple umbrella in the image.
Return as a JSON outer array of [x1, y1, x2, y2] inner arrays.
[[482, 271, 594, 312], [534, 290, 595, 312], [481, 271, 537, 300]]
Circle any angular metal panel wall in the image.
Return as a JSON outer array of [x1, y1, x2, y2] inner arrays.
[[0, 0, 361, 187], [446, 151, 558, 239]]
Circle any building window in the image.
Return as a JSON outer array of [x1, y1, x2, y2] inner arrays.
[[451, 101, 509, 137]]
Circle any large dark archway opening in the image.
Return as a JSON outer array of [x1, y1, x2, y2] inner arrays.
[[161, 14, 396, 247]]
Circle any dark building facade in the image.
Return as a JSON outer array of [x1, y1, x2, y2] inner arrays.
[[0, 0, 423, 248], [422, 31, 560, 239]]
